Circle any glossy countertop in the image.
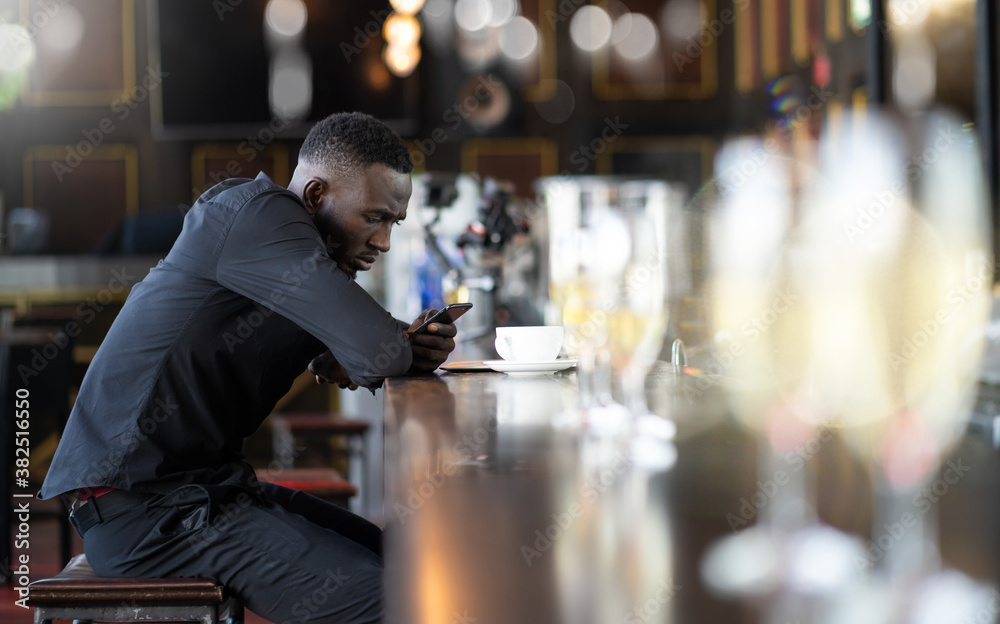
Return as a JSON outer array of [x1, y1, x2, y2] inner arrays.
[[382, 367, 998, 624]]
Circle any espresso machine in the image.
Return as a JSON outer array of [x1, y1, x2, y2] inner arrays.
[[381, 173, 546, 361]]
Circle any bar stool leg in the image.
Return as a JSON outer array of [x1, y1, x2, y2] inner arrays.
[[272, 424, 296, 470], [348, 432, 366, 514]]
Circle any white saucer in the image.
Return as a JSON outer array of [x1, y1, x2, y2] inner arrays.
[[440, 360, 493, 372], [484, 359, 578, 374]]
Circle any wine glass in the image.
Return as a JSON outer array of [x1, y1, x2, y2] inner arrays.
[[699, 132, 869, 606], [604, 180, 680, 459], [544, 177, 602, 413], [701, 110, 993, 622], [802, 109, 991, 590], [540, 177, 679, 624], [543, 177, 679, 448]]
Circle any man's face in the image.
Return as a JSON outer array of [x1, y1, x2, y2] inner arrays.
[[311, 163, 412, 277]]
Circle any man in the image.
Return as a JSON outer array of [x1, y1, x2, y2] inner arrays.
[[38, 112, 456, 623]]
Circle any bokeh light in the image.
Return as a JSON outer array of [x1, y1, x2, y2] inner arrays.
[[612, 13, 659, 60], [390, 0, 427, 15], [455, 0, 493, 32], [269, 49, 311, 120], [36, 5, 84, 53], [499, 15, 538, 61], [534, 80, 576, 124], [264, 0, 308, 38], [0, 24, 36, 73], [422, 0, 451, 19], [569, 5, 612, 52], [488, 0, 519, 27], [384, 43, 422, 76], [660, 0, 704, 40], [366, 58, 392, 90], [893, 38, 936, 110], [384, 13, 422, 48]]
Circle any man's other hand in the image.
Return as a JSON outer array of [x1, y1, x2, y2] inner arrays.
[[406, 309, 458, 372], [308, 350, 359, 390]]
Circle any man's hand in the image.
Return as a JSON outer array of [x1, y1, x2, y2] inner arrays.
[[308, 350, 358, 390], [406, 309, 458, 372]]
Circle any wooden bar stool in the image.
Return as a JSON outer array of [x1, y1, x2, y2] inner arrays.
[[28, 554, 243, 624], [255, 467, 358, 509], [269, 413, 370, 511]]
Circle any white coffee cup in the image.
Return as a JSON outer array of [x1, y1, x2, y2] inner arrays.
[[495, 326, 564, 362]]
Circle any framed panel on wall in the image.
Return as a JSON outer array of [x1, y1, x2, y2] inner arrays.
[[23, 144, 138, 254], [19, 0, 135, 106], [735, 0, 824, 94], [825, 0, 844, 42], [760, 0, 790, 80], [461, 138, 558, 198], [734, 0, 760, 93], [789, 0, 812, 66], [190, 143, 291, 201], [595, 136, 715, 200], [520, 0, 558, 101], [592, 0, 718, 100]]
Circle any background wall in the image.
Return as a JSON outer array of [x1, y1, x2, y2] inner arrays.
[[0, 0, 885, 256]]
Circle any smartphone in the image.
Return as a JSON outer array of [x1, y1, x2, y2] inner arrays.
[[412, 302, 473, 334]]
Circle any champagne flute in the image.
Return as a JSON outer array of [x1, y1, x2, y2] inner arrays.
[[802, 109, 991, 589], [700, 133, 861, 605], [542, 177, 677, 624], [703, 110, 992, 622], [544, 178, 603, 413], [545, 177, 679, 446], [604, 181, 680, 458]]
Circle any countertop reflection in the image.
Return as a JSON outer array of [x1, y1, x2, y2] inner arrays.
[[382, 369, 998, 624]]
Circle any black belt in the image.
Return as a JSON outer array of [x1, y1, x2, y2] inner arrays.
[[69, 490, 160, 538]]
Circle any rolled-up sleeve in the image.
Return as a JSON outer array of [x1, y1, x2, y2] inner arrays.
[[215, 191, 412, 388]]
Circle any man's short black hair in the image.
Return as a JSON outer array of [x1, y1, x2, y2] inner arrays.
[[299, 112, 414, 177]]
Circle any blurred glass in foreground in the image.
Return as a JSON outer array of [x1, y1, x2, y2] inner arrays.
[[701, 108, 993, 623]]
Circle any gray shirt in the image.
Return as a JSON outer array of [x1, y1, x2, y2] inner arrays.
[[39, 173, 411, 500]]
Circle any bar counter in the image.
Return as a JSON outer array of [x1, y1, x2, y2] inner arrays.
[[382, 368, 998, 624]]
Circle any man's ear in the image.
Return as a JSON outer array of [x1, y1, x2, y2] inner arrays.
[[302, 177, 327, 215]]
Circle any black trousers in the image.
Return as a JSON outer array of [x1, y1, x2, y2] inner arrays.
[[79, 483, 383, 624]]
